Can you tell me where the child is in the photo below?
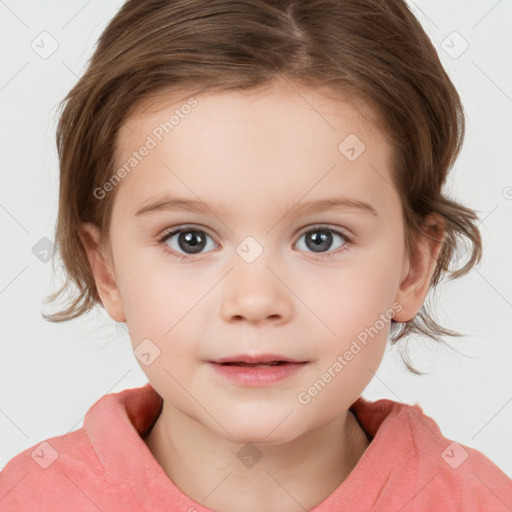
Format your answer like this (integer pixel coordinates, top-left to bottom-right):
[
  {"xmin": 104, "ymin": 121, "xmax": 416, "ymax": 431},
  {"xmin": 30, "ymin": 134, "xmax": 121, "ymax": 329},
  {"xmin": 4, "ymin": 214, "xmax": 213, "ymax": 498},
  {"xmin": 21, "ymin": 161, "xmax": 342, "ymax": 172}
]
[{"xmin": 1, "ymin": 0, "xmax": 511, "ymax": 510}]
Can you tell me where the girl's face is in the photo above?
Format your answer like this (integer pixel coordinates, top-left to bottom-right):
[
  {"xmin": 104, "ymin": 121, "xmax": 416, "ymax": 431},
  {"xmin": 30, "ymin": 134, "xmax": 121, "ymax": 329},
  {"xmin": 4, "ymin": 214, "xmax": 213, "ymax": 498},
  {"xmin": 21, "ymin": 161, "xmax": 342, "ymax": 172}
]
[{"xmin": 85, "ymin": 81, "xmax": 434, "ymax": 444}]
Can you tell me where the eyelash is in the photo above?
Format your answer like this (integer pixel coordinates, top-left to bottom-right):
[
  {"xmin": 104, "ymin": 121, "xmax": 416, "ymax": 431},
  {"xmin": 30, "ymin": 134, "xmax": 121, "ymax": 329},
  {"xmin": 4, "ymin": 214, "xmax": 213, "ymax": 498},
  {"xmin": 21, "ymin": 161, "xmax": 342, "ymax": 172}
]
[{"xmin": 157, "ymin": 224, "xmax": 352, "ymax": 262}]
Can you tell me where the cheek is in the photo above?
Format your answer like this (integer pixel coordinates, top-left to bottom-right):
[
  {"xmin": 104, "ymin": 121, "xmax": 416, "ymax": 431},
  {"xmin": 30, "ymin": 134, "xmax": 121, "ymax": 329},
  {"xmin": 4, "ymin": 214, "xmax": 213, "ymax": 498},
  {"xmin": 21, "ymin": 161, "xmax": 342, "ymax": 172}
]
[
  {"xmin": 297, "ymin": 262, "xmax": 398, "ymax": 410},
  {"xmin": 305, "ymin": 244, "xmax": 403, "ymax": 340},
  {"xmin": 118, "ymin": 267, "xmax": 205, "ymax": 390},
  {"xmin": 115, "ymin": 251, "xmax": 201, "ymax": 351},
  {"xmin": 295, "ymin": 236, "xmax": 404, "ymax": 403}
]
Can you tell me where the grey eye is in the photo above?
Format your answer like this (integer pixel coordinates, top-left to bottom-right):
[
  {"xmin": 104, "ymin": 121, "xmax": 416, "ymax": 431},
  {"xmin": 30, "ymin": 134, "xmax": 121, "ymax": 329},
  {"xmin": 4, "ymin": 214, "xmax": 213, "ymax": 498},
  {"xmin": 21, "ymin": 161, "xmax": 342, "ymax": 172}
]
[{"xmin": 295, "ymin": 228, "xmax": 348, "ymax": 254}]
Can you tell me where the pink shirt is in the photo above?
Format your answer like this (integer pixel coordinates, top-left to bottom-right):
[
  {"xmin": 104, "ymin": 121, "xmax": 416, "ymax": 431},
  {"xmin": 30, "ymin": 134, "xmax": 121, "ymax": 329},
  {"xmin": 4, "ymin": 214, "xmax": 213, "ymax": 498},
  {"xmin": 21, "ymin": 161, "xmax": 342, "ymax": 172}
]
[{"xmin": 1, "ymin": 383, "xmax": 511, "ymax": 511}]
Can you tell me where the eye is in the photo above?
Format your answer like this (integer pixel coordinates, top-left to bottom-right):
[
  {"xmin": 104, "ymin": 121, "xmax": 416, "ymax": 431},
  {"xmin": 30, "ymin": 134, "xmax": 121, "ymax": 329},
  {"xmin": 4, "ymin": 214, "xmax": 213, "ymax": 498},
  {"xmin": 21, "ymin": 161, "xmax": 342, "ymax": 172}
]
[
  {"xmin": 295, "ymin": 225, "xmax": 351, "ymax": 259},
  {"xmin": 158, "ymin": 224, "xmax": 352, "ymax": 262},
  {"xmin": 158, "ymin": 225, "xmax": 217, "ymax": 261}
]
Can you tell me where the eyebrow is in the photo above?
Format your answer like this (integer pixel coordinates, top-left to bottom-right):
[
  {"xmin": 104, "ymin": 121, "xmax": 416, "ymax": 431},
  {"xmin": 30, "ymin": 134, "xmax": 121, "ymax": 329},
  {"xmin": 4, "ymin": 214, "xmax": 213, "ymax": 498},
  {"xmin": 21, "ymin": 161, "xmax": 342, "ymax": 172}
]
[{"xmin": 134, "ymin": 193, "xmax": 378, "ymax": 218}]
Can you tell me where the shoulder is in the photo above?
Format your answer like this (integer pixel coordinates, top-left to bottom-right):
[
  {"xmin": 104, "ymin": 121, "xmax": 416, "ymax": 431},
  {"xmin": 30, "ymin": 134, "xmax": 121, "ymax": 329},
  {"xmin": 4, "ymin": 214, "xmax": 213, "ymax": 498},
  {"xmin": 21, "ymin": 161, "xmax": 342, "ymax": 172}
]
[
  {"xmin": 395, "ymin": 400, "xmax": 512, "ymax": 509},
  {"xmin": 0, "ymin": 384, "xmax": 160, "ymax": 512},
  {"xmin": 350, "ymin": 397, "xmax": 512, "ymax": 510},
  {"xmin": 0, "ymin": 428, "xmax": 106, "ymax": 511}
]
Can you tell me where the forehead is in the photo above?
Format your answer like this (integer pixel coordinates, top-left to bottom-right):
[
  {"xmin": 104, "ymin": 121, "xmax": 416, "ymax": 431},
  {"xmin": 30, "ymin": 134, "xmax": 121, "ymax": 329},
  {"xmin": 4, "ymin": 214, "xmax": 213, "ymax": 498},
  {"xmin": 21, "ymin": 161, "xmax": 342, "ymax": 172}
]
[
  {"xmin": 118, "ymin": 82, "xmax": 382, "ymax": 148},
  {"xmin": 112, "ymin": 81, "xmax": 397, "ymax": 221}
]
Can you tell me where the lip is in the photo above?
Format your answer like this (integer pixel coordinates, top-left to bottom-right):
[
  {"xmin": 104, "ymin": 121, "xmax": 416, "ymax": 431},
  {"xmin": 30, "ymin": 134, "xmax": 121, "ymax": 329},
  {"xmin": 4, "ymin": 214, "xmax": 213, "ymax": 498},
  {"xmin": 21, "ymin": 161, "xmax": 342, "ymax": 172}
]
[
  {"xmin": 209, "ymin": 353, "xmax": 307, "ymax": 364},
  {"xmin": 207, "ymin": 361, "xmax": 308, "ymax": 387}
]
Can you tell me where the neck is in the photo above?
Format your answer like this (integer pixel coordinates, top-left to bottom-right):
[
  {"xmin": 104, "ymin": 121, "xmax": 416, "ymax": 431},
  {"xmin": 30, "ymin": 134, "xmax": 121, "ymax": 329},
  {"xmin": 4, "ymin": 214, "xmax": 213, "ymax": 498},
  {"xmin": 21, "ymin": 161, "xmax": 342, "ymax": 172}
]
[{"xmin": 145, "ymin": 401, "xmax": 370, "ymax": 512}]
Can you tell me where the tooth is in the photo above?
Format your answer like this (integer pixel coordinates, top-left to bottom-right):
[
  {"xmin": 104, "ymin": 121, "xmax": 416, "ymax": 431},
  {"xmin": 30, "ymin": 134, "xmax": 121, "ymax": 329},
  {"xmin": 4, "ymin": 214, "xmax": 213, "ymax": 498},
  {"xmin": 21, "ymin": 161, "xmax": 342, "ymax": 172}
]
[
  {"xmin": 220, "ymin": 361, "xmax": 287, "ymax": 367},
  {"xmin": 234, "ymin": 362, "xmax": 281, "ymax": 367}
]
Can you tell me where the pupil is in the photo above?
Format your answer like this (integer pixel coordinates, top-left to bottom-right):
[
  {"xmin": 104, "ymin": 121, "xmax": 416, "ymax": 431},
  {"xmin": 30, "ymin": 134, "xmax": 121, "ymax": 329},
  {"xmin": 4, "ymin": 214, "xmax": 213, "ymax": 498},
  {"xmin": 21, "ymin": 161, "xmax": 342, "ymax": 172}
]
[
  {"xmin": 179, "ymin": 230, "xmax": 206, "ymax": 253},
  {"xmin": 308, "ymin": 230, "xmax": 332, "ymax": 253},
  {"xmin": 176, "ymin": 229, "xmax": 333, "ymax": 255}
]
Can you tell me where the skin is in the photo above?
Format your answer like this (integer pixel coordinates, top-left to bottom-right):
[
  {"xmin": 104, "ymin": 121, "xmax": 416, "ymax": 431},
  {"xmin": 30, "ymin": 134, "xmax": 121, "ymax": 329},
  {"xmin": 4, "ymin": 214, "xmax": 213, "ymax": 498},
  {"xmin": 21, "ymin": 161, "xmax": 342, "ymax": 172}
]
[{"xmin": 79, "ymin": 79, "xmax": 443, "ymax": 512}]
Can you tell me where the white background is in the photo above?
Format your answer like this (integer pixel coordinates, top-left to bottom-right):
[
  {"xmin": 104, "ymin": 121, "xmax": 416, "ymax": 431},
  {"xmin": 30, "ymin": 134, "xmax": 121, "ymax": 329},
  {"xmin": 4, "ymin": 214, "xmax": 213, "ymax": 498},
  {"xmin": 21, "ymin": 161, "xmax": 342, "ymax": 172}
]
[{"xmin": 1, "ymin": 0, "xmax": 511, "ymax": 481}]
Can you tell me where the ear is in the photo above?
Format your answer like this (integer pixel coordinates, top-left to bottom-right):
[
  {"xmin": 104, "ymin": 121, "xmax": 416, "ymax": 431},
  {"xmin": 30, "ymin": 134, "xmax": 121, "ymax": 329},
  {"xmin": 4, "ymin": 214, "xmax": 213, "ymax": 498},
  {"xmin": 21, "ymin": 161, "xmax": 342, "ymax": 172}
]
[
  {"xmin": 393, "ymin": 213, "xmax": 445, "ymax": 322},
  {"xmin": 78, "ymin": 222, "xmax": 126, "ymax": 322}
]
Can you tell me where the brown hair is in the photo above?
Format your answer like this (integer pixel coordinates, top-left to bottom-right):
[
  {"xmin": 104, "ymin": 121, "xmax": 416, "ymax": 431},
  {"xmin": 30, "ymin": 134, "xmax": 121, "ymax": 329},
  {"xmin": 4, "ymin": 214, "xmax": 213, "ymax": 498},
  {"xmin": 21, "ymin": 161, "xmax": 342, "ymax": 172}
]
[{"xmin": 43, "ymin": 0, "xmax": 482, "ymax": 374}]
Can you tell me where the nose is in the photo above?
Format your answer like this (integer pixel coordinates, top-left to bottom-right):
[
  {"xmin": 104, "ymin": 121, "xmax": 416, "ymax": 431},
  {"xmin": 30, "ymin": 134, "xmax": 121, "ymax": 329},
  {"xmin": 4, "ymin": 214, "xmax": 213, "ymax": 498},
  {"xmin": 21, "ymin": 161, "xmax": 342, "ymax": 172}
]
[{"xmin": 221, "ymin": 257, "xmax": 293, "ymax": 325}]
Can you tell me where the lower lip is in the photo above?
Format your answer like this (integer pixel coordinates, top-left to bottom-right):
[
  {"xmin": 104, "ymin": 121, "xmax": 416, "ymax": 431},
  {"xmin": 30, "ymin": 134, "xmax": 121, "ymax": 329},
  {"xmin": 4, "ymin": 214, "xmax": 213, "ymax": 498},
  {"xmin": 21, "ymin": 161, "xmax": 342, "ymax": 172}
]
[{"xmin": 208, "ymin": 362, "xmax": 308, "ymax": 387}]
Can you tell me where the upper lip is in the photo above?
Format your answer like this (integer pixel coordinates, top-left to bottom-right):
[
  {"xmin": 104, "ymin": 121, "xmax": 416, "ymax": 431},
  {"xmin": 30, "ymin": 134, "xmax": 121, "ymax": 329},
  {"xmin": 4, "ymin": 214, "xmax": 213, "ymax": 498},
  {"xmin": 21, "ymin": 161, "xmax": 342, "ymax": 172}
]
[{"xmin": 209, "ymin": 354, "xmax": 307, "ymax": 364}]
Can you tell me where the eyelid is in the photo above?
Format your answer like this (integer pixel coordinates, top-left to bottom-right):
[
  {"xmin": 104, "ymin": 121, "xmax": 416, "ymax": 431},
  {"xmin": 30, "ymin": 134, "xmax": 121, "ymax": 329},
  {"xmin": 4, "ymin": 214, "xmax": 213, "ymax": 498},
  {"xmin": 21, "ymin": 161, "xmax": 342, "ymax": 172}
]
[
  {"xmin": 158, "ymin": 223, "xmax": 353, "ymax": 263},
  {"xmin": 158, "ymin": 223, "xmax": 352, "ymax": 244},
  {"xmin": 157, "ymin": 224, "xmax": 219, "ymax": 244},
  {"xmin": 294, "ymin": 224, "xmax": 353, "ymax": 260},
  {"xmin": 296, "ymin": 223, "xmax": 352, "ymax": 240}
]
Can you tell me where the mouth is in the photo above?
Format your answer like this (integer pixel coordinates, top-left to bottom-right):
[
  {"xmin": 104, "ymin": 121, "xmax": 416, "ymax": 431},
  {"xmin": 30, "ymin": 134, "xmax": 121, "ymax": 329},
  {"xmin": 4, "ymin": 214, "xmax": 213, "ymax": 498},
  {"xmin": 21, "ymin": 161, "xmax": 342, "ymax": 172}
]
[
  {"xmin": 207, "ymin": 356, "xmax": 309, "ymax": 386},
  {"xmin": 217, "ymin": 361, "xmax": 297, "ymax": 368},
  {"xmin": 209, "ymin": 354, "xmax": 308, "ymax": 366}
]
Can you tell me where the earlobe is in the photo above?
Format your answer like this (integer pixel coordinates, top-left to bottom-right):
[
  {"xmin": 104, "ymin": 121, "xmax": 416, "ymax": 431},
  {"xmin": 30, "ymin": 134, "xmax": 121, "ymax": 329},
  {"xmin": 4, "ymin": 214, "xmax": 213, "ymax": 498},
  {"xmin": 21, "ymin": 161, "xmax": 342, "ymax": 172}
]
[
  {"xmin": 78, "ymin": 222, "xmax": 126, "ymax": 322},
  {"xmin": 393, "ymin": 214, "xmax": 445, "ymax": 323}
]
